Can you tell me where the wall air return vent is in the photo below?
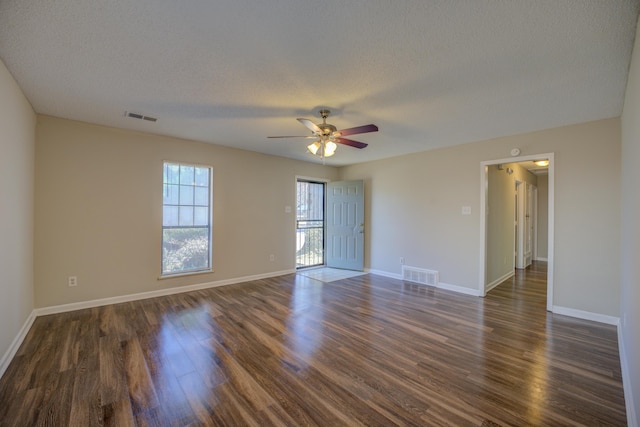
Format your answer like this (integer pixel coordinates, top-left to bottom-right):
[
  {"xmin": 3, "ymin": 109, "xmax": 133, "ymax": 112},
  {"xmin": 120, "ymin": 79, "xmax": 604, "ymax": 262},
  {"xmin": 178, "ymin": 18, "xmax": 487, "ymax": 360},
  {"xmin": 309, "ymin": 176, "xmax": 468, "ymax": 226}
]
[
  {"xmin": 125, "ymin": 111, "xmax": 157, "ymax": 122},
  {"xmin": 402, "ymin": 266, "xmax": 439, "ymax": 286}
]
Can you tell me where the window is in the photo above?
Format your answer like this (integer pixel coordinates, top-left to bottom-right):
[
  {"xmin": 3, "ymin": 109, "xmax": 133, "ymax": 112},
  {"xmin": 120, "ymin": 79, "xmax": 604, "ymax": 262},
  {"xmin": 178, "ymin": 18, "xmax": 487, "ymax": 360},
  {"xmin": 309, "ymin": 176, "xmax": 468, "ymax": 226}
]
[{"xmin": 162, "ymin": 162, "xmax": 212, "ymax": 276}]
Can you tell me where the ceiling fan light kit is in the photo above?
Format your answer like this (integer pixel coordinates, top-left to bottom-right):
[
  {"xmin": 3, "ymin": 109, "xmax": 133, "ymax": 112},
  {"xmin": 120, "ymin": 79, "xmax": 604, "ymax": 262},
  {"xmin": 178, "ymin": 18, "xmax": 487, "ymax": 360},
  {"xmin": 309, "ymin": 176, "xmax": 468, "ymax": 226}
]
[
  {"xmin": 268, "ymin": 109, "xmax": 378, "ymax": 160},
  {"xmin": 308, "ymin": 140, "xmax": 336, "ymax": 157}
]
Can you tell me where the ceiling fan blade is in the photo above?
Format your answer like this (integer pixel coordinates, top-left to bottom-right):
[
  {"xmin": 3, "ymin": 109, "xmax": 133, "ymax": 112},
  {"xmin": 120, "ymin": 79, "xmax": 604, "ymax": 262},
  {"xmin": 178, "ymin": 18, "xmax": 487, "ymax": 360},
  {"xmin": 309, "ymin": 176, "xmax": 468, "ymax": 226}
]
[
  {"xmin": 336, "ymin": 137, "xmax": 368, "ymax": 149},
  {"xmin": 334, "ymin": 124, "xmax": 378, "ymax": 137},
  {"xmin": 297, "ymin": 118, "xmax": 322, "ymax": 134},
  {"xmin": 267, "ymin": 135, "xmax": 317, "ymax": 139}
]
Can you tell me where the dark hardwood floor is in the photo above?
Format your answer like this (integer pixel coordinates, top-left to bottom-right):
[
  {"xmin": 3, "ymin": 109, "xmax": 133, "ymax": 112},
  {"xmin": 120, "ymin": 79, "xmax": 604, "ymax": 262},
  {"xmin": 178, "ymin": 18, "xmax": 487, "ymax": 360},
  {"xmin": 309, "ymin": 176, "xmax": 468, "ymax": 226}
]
[{"xmin": 0, "ymin": 262, "xmax": 627, "ymax": 426}]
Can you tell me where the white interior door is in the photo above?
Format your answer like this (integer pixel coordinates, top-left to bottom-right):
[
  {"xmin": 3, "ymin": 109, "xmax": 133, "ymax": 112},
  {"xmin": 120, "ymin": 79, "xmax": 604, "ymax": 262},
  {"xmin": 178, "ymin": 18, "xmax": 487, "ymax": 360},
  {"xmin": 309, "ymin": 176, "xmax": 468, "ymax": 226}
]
[
  {"xmin": 516, "ymin": 181, "xmax": 534, "ymax": 269},
  {"xmin": 516, "ymin": 181, "xmax": 525, "ymax": 269},
  {"xmin": 532, "ymin": 186, "xmax": 538, "ymax": 261},
  {"xmin": 524, "ymin": 184, "xmax": 534, "ymax": 267},
  {"xmin": 326, "ymin": 180, "xmax": 364, "ymax": 271}
]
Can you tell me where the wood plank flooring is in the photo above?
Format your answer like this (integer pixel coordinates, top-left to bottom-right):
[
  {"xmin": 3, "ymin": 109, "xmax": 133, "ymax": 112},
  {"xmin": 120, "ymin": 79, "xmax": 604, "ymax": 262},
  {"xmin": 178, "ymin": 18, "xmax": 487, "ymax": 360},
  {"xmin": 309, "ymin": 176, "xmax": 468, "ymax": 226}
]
[{"xmin": 0, "ymin": 262, "xmax": 627, "ymax": 426}]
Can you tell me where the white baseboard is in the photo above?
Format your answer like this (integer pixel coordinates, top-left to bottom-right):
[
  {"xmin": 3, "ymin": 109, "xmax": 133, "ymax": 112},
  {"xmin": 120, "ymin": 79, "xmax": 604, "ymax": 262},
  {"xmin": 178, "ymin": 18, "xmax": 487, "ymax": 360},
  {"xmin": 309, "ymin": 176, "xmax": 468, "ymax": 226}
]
[
  {"xmin": 368, "ymin": 269, "xmax": 402, "ymax": 280},
  {"xmin": 437, "ymin": 282, "xmax": 482, "ymax": 296},
  {"xmin": 0, "ymin": 310, "xmax": 36, "ymax": 379},
  {"xmin": 368, "ymin": 270, "xmax": 481, "ymax": 297},
  {"xmin": 552, "ymin": 305, "xmax": 620, "ymax": 325},
  {"xmin": 485, "ymin": 271, "xmax": 515, "ymax": 293},
  {"xmin": 369, "ymin": 276, "xmax": 617, "ymax": 320},
  {"xmin": 618, "ymin": 324, "xmax": 637, "ymax": 427},
  {"xmin": 35, "ymin": 269, "xmax": 295, "ymax": 316}
]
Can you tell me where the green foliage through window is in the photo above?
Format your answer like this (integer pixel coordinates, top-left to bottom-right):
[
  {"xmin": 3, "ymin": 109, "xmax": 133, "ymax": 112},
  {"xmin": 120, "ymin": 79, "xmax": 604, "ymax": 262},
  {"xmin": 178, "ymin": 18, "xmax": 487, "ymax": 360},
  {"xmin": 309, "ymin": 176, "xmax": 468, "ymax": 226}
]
[{"xmin": 162, "ymin": 162, "xmax": 212, "ymax": 275}]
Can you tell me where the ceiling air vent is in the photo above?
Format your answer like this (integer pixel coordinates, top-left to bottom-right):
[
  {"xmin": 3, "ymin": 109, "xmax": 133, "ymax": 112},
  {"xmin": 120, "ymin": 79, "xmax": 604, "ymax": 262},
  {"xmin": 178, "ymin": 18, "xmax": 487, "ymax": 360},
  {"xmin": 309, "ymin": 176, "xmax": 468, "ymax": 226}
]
[{"xmin": 125, "ymin": 111, "xmax": 157, "ymax": 122}]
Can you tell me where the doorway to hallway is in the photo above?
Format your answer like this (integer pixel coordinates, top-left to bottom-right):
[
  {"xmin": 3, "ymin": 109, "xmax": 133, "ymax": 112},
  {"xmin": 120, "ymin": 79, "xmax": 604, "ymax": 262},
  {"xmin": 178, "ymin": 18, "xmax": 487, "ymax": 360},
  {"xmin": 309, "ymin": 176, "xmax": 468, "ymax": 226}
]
[{"xmin": 480, "ymin": 153, "xmax": 554, "ymax": 311}]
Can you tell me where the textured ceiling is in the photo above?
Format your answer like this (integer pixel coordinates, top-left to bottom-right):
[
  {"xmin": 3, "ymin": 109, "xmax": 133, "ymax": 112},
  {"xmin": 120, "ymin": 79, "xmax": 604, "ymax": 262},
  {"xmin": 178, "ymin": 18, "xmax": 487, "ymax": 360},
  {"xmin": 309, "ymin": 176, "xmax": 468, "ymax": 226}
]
[{"xmin": 1, "ymin": 1, "xmax": 638, "ymax": 166}]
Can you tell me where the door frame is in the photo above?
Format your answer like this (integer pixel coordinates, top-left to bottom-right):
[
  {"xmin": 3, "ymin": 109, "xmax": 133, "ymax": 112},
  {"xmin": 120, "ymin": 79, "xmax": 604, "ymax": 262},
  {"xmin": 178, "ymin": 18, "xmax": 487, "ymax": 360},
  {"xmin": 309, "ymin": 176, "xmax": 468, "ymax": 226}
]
[
  {"xmin": 479, "ymin": 153, "xmax": 555, "ymax": 311},
  {"xmin": 295, "ymin": 176, "xmax": 330, "ymax": 269}
]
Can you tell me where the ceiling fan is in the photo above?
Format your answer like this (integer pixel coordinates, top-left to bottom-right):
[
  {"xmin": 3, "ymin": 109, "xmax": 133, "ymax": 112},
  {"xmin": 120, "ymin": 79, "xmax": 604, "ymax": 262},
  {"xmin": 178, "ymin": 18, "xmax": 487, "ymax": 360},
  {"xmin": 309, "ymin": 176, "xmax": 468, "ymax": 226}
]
[{"xmin": 268, "ymin": 109, "xmax": 378, "ymax": 158}]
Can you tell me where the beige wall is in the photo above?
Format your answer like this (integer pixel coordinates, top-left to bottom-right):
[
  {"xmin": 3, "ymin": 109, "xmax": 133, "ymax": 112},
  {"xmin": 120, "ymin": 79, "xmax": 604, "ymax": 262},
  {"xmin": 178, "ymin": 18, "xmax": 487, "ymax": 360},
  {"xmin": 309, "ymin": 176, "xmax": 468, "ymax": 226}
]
[
  {"xmin": 0, "ymin": 60, "xmax": 36, "ymax": 364},
  {"xmin": 620, "ymin": 14, "xmax": 640, "ymax": 426},
  {"xmin": 340, "ymin": 118, "xmax": 621, "ymax": 316},
  {"xmin": 536, "ymin": 175, "xmax": 549, "ymax": 260},
  {"xmin": 35, "ymin": 116, "xmax": 338, "ymax": 307},
  {"xmin": 486, "ymin": 164, "xmax": 515, "ymax": 286},
  {"xmin": 33, "ymin": 115, "xmax": 622, "ymax": 318}
]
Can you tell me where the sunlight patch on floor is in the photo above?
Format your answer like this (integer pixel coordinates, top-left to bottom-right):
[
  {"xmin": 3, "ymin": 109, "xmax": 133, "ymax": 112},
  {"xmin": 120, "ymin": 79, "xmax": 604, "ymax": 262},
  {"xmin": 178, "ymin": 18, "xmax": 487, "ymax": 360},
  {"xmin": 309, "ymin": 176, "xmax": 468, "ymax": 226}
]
[{"xmin": 297, "ymin": 267, "xmax": 366, "ymax": 283}]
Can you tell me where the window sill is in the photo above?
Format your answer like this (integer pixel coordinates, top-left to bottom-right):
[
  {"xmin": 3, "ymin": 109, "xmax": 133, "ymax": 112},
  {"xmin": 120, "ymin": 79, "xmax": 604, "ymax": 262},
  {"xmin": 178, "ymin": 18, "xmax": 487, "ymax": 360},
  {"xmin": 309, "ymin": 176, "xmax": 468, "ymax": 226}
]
[{"xmin": 158, "ymin": 269, "xmax": 214, "ymax": 280}]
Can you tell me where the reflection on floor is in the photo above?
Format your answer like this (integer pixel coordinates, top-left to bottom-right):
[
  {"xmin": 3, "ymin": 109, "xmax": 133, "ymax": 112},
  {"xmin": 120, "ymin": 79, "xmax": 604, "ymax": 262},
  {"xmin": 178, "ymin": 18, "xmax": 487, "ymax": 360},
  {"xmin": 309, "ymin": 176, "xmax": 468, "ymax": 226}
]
[
  {"xmin": 0, "ymin": 260, "xmax": 625, "ymax": 425},
  {"xmin": 297, "ymin": 267, "xmax": 366, "ymax": 283}
]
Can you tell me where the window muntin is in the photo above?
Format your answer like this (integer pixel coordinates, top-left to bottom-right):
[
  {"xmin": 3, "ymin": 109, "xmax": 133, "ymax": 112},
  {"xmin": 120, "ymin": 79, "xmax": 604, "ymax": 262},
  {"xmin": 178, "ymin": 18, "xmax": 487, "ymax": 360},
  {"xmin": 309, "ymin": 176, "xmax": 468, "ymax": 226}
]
[{"xmin": 162, "ymin": 162, "xmax": 212, "ymax": 276}]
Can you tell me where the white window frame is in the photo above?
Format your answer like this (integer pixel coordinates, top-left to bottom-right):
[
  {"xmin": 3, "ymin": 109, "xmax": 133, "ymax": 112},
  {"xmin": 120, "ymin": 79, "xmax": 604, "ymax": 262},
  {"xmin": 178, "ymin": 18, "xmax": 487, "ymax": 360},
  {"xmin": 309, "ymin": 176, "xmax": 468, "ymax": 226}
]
[{"xmin": 161, "ymin": 161, "xmax": 213, "ymax": 277}]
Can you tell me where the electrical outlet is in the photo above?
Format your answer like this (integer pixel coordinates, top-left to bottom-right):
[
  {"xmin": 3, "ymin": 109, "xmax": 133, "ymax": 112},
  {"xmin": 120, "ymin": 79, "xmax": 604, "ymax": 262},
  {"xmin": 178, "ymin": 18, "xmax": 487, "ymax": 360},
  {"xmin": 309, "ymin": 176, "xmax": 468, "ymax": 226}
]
[
  {"xmin": 269, "ymin": 254, "xmax": 275, "ymax": 262},
  {"xmin": 400, "ymin": 257, "xmax": 405, "ymax": 265},
  {"xmin": 68, "ymin": 276, "xmax": 77, "ymax": 287}
]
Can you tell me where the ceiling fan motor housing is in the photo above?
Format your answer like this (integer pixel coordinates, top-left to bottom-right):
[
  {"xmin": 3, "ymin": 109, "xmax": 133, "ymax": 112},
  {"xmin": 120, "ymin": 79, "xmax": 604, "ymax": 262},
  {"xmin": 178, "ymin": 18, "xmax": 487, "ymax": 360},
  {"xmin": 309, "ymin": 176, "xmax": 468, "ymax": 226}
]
[
  {"xmin": 318, "ymin": 110, "xmax": 337, "ymax": 137},
  {"xmin": 320, "ymin": 124, "xmax": 337, "ymax": 137}
]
